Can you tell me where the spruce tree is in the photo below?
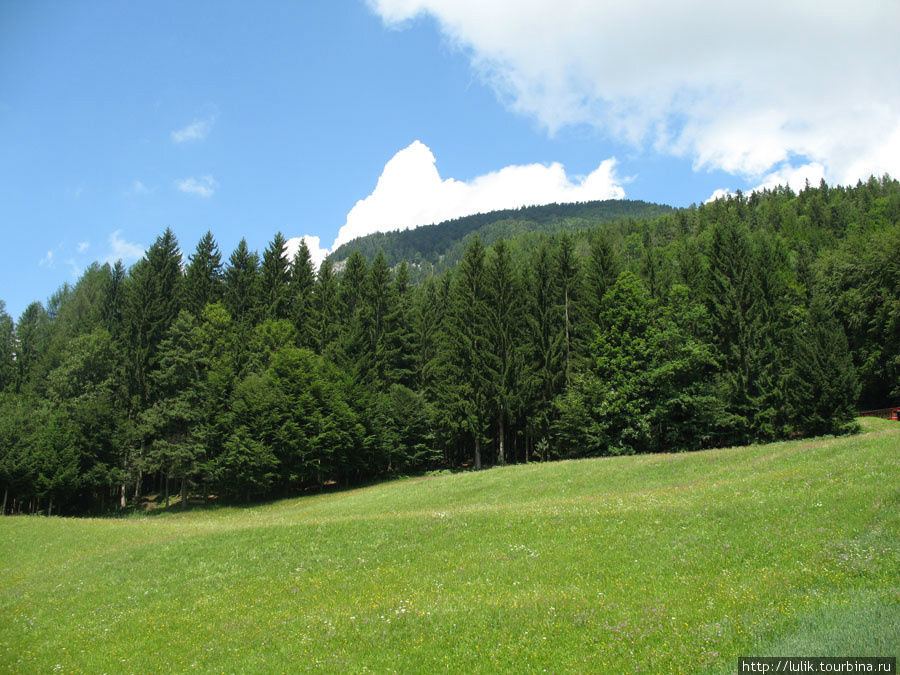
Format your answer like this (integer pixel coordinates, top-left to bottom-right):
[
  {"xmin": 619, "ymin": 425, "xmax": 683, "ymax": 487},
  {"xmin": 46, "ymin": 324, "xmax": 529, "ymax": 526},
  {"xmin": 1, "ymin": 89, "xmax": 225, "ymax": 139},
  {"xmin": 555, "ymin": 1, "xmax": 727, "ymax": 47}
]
[
  {"xmin": 184, "ymin": 231, "xmax": 224, "ymax": 316},
  {"xmin": 523, "ymin": 242, "xmax": 564, "ymax": 458},
  {"xmin": 289, "ymin": 239, "xmax": 317, "ymax": 349},
  {"xmin": 440, "ymin": 236, "xmax": 491, "ymax": 469},
  {"xmin": 260, "ymin": 232, "xmax": 291, "ymax": 321},
  {"xmin": 313, "ymin": 258, "xmax": 340, "ymax": 357},
  {"xmin": 485, "ymin": 239, "xmax": 522, "ymax": 465},
  {"xmin": 224, "ymin": 238, "xmax": 261, "ymax": 327}
]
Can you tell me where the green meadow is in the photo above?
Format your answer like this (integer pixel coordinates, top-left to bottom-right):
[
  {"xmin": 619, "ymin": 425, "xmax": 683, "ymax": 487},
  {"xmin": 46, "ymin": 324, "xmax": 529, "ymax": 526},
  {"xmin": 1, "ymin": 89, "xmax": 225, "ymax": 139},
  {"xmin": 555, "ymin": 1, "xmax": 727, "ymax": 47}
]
[{"xmin": 2, "ymin": 418, "xmax": 899, "ymax": 673}]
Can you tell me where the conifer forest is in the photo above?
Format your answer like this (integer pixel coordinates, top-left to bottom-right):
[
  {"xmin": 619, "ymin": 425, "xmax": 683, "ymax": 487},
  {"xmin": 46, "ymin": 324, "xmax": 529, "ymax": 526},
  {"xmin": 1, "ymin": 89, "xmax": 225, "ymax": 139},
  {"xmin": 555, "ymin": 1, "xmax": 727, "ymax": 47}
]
[{"xmin": 1, "ymin": 177, "xmax": 898, "ymax": 515}]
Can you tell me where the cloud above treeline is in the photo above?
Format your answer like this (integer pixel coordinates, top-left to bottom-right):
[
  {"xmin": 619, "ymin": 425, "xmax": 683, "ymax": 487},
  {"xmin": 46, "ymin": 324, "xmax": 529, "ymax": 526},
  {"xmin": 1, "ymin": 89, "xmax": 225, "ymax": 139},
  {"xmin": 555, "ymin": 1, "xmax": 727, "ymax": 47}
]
[
  {"xmin": 176, "ymin": 175, "xmax": 218, "ymax": 198},
  {"xmin": 368, "ymin": 0, "xmax": 900, "ymax": 189},
  {"xmin": 330, "ymin": 140, "xmax": 624, "ymax": 251}
]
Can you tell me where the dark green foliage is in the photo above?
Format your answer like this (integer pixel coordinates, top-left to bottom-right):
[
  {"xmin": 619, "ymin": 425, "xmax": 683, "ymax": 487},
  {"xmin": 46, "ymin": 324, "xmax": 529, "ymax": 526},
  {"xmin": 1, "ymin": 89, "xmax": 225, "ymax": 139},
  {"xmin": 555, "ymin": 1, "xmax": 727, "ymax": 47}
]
[
  {"xmin": 122, "ymin": 229, "xmax": 183, "ymax": 409},
  {"xmin": 224, "ymin": 238, "xmax": 261, "ymax": 328},
  {"xmin": 2, "ymin": 180, "xmax": 894, "ymax": 514},
  {"xmin": 786, "ymin": 301, "xmax": 860, "ymax": 436},
  {"xmin": 0, "ymin": 302, "xmax": 15, "ymax": 393},
  {"xmin": 313, "ymin": 258, "xmax": 341, "ymax": 357},
  {"xmin": 554, "ymin": 273, "xmax": 719, "ymax": 456},
  {"xmin": 329, "ymin": 199, "xmax": 673, "ymax": 272},
  {"xmin": 289, "ymin": 239, "xmax": 317, "ymax": 349},
  {"xmin": 260, "ymin": 232, "xmax": 292, "ymax": 321},
  {"xmin": 142, "ymin": 311, "xmax": 206, "ymax": 507},
  {"xmin": 438, "ymin": 236, "xmax": 492, "ymax": 469},
  {"xmin": 183, "ymin": 231, "xmax": 224, "ymax": 316}
]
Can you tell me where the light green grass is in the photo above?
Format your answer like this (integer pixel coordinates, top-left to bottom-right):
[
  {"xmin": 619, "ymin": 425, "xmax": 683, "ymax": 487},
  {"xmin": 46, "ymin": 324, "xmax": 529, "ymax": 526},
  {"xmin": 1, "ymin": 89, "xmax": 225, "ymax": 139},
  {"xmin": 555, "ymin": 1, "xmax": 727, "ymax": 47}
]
[{"xmin": 2, "ymin": 419, "xmax": 899, "ymax": 673}]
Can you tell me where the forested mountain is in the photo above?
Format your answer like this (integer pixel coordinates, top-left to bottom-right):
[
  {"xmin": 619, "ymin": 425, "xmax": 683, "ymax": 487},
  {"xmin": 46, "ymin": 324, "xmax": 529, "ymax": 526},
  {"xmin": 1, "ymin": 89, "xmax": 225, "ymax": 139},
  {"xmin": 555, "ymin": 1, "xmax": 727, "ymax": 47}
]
[
  {"xmin": 1, "ymin": 177, "xmax": 898, "ymax": 515},
  {"xmin": 328, "ymin": 199, "xmax": 673, "ymax": 275}
]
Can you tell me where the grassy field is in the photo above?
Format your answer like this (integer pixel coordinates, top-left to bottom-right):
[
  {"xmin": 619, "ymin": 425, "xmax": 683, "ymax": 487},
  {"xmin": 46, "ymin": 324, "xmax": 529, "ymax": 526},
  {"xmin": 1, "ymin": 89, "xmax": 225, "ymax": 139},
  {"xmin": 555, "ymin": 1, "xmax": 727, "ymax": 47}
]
[{"xmin": 2, "ymin": 419, "xmax": 899, "ymax": 673}]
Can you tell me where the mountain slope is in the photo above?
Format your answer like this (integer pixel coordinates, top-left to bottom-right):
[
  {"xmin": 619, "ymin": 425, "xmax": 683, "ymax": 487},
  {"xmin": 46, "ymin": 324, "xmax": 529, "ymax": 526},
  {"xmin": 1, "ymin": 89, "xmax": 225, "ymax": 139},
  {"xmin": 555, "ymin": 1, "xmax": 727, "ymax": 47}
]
[{"xmin": 328, "ymin": 199, "xmax": 673, "ymax": 269}]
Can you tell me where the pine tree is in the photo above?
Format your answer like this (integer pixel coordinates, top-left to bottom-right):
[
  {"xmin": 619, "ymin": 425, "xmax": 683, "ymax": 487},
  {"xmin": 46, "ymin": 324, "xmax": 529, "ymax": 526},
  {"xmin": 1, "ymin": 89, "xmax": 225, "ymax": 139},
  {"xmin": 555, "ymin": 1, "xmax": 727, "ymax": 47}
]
[
  {"xmin": 485, "ymin": 239, "xmax": 522, "ymax": 465},
  {"xmin": 0, "ymin": 302, "xmax": 15, "ymax": 393},
  {"xmin": 440, "ymin": 236, "xmax": 491, "ymax": 469},
  {"xmin": 101, "ymin": 260, "xmax": 127, "ymax": 338},
  {"xmin": 358, "ymin": 251, "xmax": 392, "ymax": 387},
  {"xmin": 583, "ymin": 231, "xmax": 619, "ymax": 330},
  {"xmin": 143, "ymin": 311, "xmax": 207, "ymax": 508},
  {"xmin": 260, "ymin": 232, "xmax": 291, "ymax": 321},
  {"xmin": 122, "ymin": 228, "xmax": 183, "ymax": 409},
  {"xmin": 224, "ymin": 238, "xmax": 261, "ymax": 327},
  {"xmin": 555, "ymin": 232, "xmax": 580, "ymax": 382},
  {"xmin": 14, "ymin": 302, "xmax": 49, "ymax": 394},
  {"xmin": 381, "ymin": 261, "xmax": 417, "ymax": 389},
  {"xmin": 289, "ymin": 239, "xmax": 317, "ymax": 349},
  {"xmin": 313, "ymin": 258, "xmax": 340, "ymax": 357},
  {"xmin": 184, "ymin": 231, "xmax": 224, "ymax": 316},
  {"xmin": 523, "ymin": 242, "xmax": 564, "ymax": 459}
]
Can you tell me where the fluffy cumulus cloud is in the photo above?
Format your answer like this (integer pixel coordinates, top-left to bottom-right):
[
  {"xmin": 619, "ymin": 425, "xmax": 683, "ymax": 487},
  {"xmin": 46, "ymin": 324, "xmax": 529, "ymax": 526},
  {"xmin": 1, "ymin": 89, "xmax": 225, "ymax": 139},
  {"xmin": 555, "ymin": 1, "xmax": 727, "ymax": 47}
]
[
  {"xmin": 332, "ymin": 140, "xmax": 624, "ymax": 250},
  {"xmin": 706, "ymin": 162, "xmax": 827, "ymax": 203},
  {"xmin": 104, "ymin": 230, "xmax": 144, "ymax": 265},
  {"xmin": 368, "ymin": 0, "xmax": 900, "ymax": 187},
  {"xmin": 285, "ymin": 235, "xmax": 330, "ymax": 271},
  {"xmin": 176, "ymin": 175, "xmax": 218, "ymax": 198}
]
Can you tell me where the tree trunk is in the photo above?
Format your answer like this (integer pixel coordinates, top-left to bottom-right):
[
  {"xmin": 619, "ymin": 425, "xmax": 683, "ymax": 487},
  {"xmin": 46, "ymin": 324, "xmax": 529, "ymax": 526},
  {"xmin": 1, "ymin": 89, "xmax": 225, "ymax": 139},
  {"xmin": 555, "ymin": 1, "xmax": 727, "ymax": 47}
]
[
  {"xmin": 564, "ymin": 286, "xmax": 571, "ymax": 382},
  {"xmin": 164, "ymin": 471, "xmax": 170, "ymax": 508},
  {"xmin": 498, "ymin": 415, "xmax": 505, "ymax": 465},
  {"xmin": 180, "ymin": 476, "xmax": 187, "ymax": 509},
  {"xmin": 2, "ymin": 485, "xmax": 7, "ymax": 515},
  {"xmin": 474, "ymin": 434, "xmax": 482, "ymax": 470},
  {"xmin": 48, "ymin": 496, "xmax": 53, "ymax": 517},
  {"xmin": 134, "ymin": 465, "xmax": 143, "ymax": 501},
  {"xmin": 120, "ymin": 482, "xmax": 126, "ymax": 509}
]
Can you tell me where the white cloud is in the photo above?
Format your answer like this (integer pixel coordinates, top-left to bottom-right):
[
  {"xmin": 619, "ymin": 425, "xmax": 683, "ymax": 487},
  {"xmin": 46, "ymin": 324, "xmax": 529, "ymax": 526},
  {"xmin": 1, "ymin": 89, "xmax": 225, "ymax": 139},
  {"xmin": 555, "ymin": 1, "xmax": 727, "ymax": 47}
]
[
  {"xmin": 369, "ymin": 1, "xmax": 900, "ymax": 187},
  {"xmin": 176, "ymin": 175, "xmax": 218, "ymax": 198},
  {"xmin": 704, "ymin": 188, "xmax": 731, "ymax": 205},
  {"xmin": 127, "ymin": 179, "xmax": 151, "ymax": 196},
  {"xmin": 332, "ymin": 140, "xmax": 624, "ymax": 250},
  {"xmin": 171, "ymin": 116, "xmax": 215, "ymax": 143},
  {"xmin": 39, "ymin": 250, "xmax": 54, "ymax": 268},
  {"xmin": 105, "ymin": 230, "xmax": 145, "ymax": 265},
  {"xmin": 706, "ymin": 162, "xmax": 826, "ymax": 203},
  {"xmin": 286, "ymin": 235, "xmax": 329, "ymax": 272},
  {"xmin": 77, "ymin": 241, "xmax": 89, "ymax": 253}
]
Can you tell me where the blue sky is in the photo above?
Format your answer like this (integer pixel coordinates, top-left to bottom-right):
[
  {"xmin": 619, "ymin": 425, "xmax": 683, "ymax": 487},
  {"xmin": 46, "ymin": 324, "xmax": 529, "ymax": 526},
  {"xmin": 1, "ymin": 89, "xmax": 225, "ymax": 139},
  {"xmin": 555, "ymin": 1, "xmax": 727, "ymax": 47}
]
[{"xmin": 2, "ymin": 0, "xmax": 898, "ymax": 321}]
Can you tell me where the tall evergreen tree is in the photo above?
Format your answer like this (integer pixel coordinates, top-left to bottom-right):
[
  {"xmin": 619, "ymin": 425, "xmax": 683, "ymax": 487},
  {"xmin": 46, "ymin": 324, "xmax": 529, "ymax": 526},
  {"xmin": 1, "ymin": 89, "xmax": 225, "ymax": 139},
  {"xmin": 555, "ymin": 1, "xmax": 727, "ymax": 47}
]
[
  {"xmin": 583, "ymin": 231, "xmax": 619, "ymax": 329},
  {"xmin": 224, "ymin": 238, "xmax": 261, "ymax": 327},
  {"xmin": 289, "ymin": 239, "xmax": 317, "ymax": 349},
  {"xmin": 14, "ymin": 302, "xmax": 49, "ymax": 394},
  {"xmin": 313, "ymin": 258, "xmax": 341, "ymax": 357},
  {"xmin": 555, "ymin": 232, "xmax": 580, "ymax": 382},
  {"xmin": 485, "ymin": 239, "xmax": 522, "ymax": 465},
  {"xmin": 184, "ymin": 231, "xmax": 224, "ymax": 316},
  {"xmin": 122, "ymin": 228, "xmax": 183, "ymax": 409},
  {"xmin": 143, "ymin": 310, "xmax": 206, "ymax": 508},
  {"xmin": 523, "ymin": 243, "xmax": 564, "ymax": 459},
  {"xmin": 440, "ymin": 236, "xmax": 491, "ymax": 469},
  {"xmin": 0, "ymin": 302, "xmax": 15, "ymax": 393},
  {"xmin": 260, "ymin": 232, "xmax": 292, "ymax": 321}
]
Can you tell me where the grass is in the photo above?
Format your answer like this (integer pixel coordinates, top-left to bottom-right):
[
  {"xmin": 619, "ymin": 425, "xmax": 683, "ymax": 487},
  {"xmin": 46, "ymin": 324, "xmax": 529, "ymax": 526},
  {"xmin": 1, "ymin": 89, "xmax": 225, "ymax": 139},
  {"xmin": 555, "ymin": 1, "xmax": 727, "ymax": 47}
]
[{"xmin": 1, "ymin": 418, "xmax": 899, "ymax": 672}]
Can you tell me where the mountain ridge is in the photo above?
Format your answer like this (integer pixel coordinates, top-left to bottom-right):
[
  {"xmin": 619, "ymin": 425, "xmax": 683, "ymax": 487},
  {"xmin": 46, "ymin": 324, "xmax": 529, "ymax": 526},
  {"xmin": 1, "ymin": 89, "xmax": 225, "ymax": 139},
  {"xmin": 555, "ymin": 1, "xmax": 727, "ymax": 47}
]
[{"xmin": 327, "ymin": 198, "xmax": 674, "ymax": 270}]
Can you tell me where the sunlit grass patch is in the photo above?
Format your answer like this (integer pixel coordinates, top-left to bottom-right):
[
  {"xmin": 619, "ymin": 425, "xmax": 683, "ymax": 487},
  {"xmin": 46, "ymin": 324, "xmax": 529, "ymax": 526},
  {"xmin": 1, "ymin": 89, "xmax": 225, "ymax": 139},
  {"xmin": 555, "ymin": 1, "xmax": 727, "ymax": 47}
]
[{"xmin": 2, "ymin": 420, "xmax": 899, "ymax": 672}]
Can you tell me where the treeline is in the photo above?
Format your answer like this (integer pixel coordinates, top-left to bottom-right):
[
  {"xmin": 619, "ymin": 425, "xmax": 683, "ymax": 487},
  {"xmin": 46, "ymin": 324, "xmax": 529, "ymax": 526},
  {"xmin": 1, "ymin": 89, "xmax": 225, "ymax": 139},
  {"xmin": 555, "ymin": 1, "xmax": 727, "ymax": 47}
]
[
  {"xmin": 328, "ymin": 198, "xmax": 673, "ymax": 273},
  {"xmin": 1, "ymin": 177, "xmax": 899, "ymax": 515}
]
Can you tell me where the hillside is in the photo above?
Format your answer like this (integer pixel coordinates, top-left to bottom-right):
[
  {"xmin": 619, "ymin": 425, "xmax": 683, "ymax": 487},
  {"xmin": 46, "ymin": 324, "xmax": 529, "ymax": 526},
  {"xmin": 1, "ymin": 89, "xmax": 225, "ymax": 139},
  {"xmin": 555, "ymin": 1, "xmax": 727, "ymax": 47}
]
[
  {"xmin": 328, "ymin": 199, "xmax": 673, "ymax": 270},
  {"xmin": 3, "ymin": 418, "xmax": 898, "ymax": 672}
]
